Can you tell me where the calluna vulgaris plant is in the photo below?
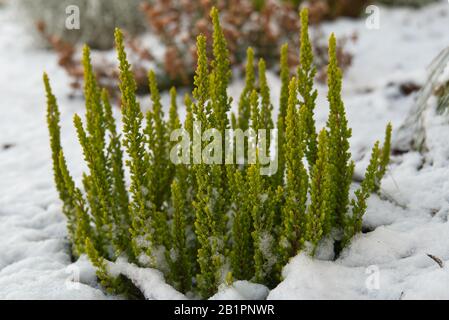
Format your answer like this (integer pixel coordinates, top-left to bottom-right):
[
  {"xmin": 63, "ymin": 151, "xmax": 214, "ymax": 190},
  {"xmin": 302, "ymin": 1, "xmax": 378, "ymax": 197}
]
[{"xmin": 45, "ymin": 8, "xmax": 392, "ymax": 298}]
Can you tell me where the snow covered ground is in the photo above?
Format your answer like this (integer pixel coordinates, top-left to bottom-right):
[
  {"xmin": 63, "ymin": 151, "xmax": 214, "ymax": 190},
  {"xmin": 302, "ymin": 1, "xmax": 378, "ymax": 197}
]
[{"xmin": 0, "ymin": 1, "xmax": 449, "ymax": 299}]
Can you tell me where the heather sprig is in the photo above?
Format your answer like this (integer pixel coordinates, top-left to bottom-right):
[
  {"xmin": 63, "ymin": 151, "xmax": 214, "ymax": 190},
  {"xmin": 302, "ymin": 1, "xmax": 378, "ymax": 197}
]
[{"xmin": 45, "ymin": 7, "xmax": 391, "ymax": 299}]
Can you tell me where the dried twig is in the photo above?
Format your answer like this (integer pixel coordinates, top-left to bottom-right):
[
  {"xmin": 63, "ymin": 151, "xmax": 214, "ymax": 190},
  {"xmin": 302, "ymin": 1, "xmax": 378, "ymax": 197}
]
[{"xmin": 427, "ymin": 254, "xmax": 444, "ymax": 268}]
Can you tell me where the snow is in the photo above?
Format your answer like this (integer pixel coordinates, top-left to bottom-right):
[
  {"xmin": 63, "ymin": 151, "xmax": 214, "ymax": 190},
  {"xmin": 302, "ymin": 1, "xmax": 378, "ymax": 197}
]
[
  {"xmin": 108, "ymin": 257, "xmax": 187, "ymax": 300},
  {"xmin": 437, "ymin": 62, "xmax": 449, "ymax": 86},
  {"xmin": 1, "ymin": 0, "xmax": 449, "ymax": 299},
  {"xmin": 210, "ymin": 281, "xmax": 269, "ymax": 300}
]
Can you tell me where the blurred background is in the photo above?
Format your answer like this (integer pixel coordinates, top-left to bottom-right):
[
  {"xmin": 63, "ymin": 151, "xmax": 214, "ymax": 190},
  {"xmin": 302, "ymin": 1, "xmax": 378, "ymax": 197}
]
[{"xmin": 8, "ymin": 0, "xmax": 443, "ymax": 96}]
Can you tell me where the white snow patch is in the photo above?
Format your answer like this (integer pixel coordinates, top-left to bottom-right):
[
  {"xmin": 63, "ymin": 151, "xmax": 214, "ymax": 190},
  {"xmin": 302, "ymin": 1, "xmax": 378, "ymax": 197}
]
[
  {"xmin": 210, "ymin": 281, "xmax": 269, "ymax": 300},
  {"xmin": 109, "ymin": 258, "xmax": 186, "ymax": 300},
  {"xmin": 436, "ymin": 62, "xmax": 449, "ymax": 86}
]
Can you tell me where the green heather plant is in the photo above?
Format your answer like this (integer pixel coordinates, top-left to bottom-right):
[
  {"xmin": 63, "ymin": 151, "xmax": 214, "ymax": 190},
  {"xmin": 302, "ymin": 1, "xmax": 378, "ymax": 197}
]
[{"xmin": 45, "ymin": 7, "xmax": 391, "ymax": 299}]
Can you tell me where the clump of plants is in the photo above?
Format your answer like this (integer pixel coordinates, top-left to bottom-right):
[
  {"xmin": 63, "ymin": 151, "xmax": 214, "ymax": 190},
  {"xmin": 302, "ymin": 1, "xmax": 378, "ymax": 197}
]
[{"xmin": 45, "ymin": 7, "xmax": 391, "ymax": 299}]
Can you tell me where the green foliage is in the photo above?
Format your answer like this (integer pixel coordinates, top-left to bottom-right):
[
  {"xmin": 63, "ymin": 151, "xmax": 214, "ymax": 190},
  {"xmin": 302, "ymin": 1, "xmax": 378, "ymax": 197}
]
[
  {"xmin": 190, "ymin": 13, "xmax": 231, "ymax": 296},
  {"xmin": 44, "ymin": 73, "xmax": 78, "ymax": 246},
  {"xmin": 249, "ymin": 159, "xmax": 279, "ymax": 285},
  {"xmin": 250, "ymin": 89, "xmax": 260, "ymax": 134},
  {"xmin": 326, "ymin": 33, "xmax": 355, "ymax": 231},
  {"xmin": 45, "ymin": 7, "xmax": 391, "ymax": 299},
  {"xmin": 306, "ymin": 129, "xmax": 332, "ymax": 255},
  {"xmin": 58, "ymin": 151, "xmax": 92, "ymax": 256},
  {"xmin": 168, "ymin": 179, "xmax": 192, "ymax": 293},
  {"xmin": 193, "ymin": 35, "xmax": 210, "ymax": 127},
  {"xmin": 147, "ymin": 70, "xmax": 171, "ymax": 211},
  {"xmin": 258, "ymin": 58, "xmax": 274, "ymax": 146},
  {"xmin": 192, "ymin": 162, "xmax": 226, "ymax": 297},
  {"xmin": 298, "ymin": 8, "xmax": 318, "ymax": 169},
  {"xmin": 344, "ymin": 142, "xmax": 380, "ymax": 245},
  {"xmin": 168, "ymin": 87, "xmax": 181, "ymax": 133},
  {"xmin": 279, "ymin": 79, "xmax": 308, "ymax": 264},
  {"xmin": 229, "ymin": 169, "xmax": 255, "ymax": 281},
  {"xmin": 184, "ymin": 93, "xmax": 194, "ymax": 137},
  {"xmin": 85, "ymin": 237, "xmax": 116, "ymax": 292},
  {"xmin": 252, "ymin": 0, "xmax": 267, "ymax": 11},
  {"xmin": 274, "ymin": 43, "xmax": 290, "ymax": 187},
  {"xmin": 101, "ymin": 89, "xmax": 131, "ymax": 257},
  {"xmin": 343, "ymin": 122, "xmax": 393, "ymax": 246},
  {"xmin": 209, "ymin": 7, "xmax": 232, "ymax": 132},
  {"xmin": 115, "ymin": 28, "xmax": 150, "ymax": 260},
  {"xmin": 376, "ymin": 122, "xmax": 392, "ymax": 191},
  {"xmin": 237, "ymin": 47, "xmax": 255, "ymax": 131},
  {"xmin": 145, "ymin": 70, "xmax": 172, "ymax": 257}
]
